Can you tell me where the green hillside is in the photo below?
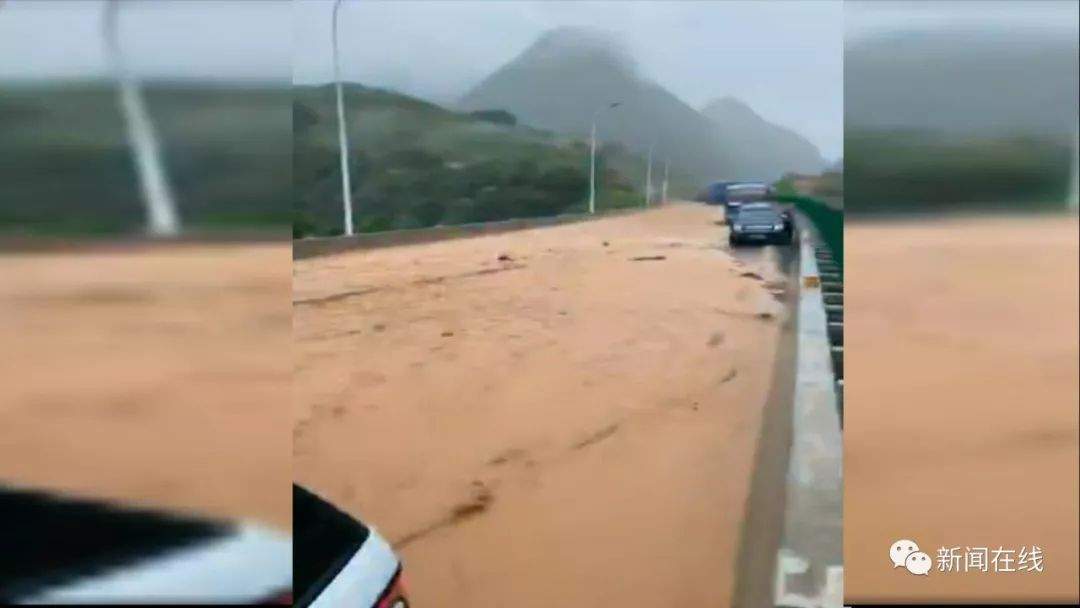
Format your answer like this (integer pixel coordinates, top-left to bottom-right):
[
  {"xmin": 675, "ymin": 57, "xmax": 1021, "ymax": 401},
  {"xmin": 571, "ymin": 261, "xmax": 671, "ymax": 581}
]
[
  {"xmin": 845, "ymin": 28, "xmax": 1077, "ymax": 214},
  {"xmin": 845, "ymin": 130, "xmax": 1073, "ymax": 215},
  {"xmin": 293, "ymin": 84, "xmax": 696, "ymax": 238},
  {"xmin": 0, "ymin": 82, "xmax": 290, "ymax": 236}
]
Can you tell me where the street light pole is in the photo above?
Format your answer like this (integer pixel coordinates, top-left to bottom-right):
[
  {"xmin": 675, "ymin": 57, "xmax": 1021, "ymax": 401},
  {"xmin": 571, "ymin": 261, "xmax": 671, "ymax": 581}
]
[
  {"xmin": 588, "ymin": 102, "xmax": 621, "ymax": 214},
  {"xmin": 589, "ymin": 119, "xmax": 598, "ymax": 214},
  {"xmin": 1069, "ymin": 116, "xmax": 1078, "ymax": 211},
  {"xmin": 104, "ymin": 0, "xmax": 179, "ymax": 237},
  {"xmin": 662, "ymin": 160, "xmax": 670, "ymax": 204},
  {"xmin": 644, "ymin": 143, "xmax": 654, "ymax": 207},
  {"xmin": 332, "ymin": 0, "xmax": 354, "ymax": 236}
]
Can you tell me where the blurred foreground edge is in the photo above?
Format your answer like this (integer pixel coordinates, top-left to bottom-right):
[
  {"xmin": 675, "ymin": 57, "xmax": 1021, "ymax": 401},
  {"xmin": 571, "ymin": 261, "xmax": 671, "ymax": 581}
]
[
  {"xmin": 294, "ymin": 484, "xmax": 408, "ymax": 608},
  {"xmin": 0, "ymin": 485, "xmax": 291, "ymax": 605}
]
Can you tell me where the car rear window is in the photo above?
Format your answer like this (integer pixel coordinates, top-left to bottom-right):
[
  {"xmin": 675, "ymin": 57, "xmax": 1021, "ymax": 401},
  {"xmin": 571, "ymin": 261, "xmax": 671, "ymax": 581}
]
[
  {"xmin": 293, "ymin": 484, "xmax": 371, "ymax": 607},
  {"xmin": 739, "ymin": 211, "xmax": 779, "ymax": 222},
  {"xmin": 727, "ymin": 186, "xmax": 768, "ymax": 201}
]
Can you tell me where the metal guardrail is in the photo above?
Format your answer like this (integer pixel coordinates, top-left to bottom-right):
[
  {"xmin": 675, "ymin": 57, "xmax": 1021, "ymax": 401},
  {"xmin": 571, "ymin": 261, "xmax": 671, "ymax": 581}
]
[
  {"xmin": 815, "ymin": 244, "xmax": 843, "ymax": 417},
  {"xmin": 773, "ymin": 223, "xmax": 843, "ymax": 608}
]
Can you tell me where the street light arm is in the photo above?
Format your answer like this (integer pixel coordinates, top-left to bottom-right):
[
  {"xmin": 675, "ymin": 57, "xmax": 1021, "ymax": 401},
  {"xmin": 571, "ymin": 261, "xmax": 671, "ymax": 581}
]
[
  {"xmin": 332, "ymin": 0, "xmax": 345, "ymax": 78},
  {"xmin": 332, "ymin": 0, "xmax": 355, "ymax": 236},
  {"xmin": 103, "ymin": 0, "xmax": 180, "ymax": 236},
  {"xmin": 592, "ymin": 101, "xmax": 622, "ymax": 121}
]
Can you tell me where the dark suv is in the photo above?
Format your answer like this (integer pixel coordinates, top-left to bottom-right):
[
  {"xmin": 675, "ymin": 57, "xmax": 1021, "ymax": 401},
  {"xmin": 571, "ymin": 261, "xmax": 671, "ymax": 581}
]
[
  {"xmin": 728, "ymin": 202, "xmax": 793, "ymax": 246},
  {"xmin": 723, "ymin": 183, "xmax": 770, "ymax": 224}
]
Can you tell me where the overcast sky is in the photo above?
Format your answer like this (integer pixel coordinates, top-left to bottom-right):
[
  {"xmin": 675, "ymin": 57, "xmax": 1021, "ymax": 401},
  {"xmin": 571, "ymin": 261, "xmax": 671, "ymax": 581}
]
[
  {"xmin": 3, "ymin": 1, "xmax": 1075, "ymax": 162},
  {"xmin": 0, "ymin": 0, "xmax": 290, "ymax": 82},
  {"xmin": 846, "ymin": 0, "xmax": 1079, "ymax": 40},
  {"xmin": 293, "ymin": 0, "xmax": 845, "ymax": 161},
  {"xmin": 1, "ymin": 0, "xmax": 843, "ymax": 159}
]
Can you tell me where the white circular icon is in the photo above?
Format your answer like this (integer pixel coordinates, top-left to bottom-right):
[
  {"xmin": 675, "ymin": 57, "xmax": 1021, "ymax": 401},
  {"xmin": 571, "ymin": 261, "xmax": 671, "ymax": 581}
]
[
  {"xmin": 890, "ymin": 539, "xmax": 920, "ymax": 568},
  {"xmin": 905, "ymin": 551, "xmax": 932, "ymax": 575}
]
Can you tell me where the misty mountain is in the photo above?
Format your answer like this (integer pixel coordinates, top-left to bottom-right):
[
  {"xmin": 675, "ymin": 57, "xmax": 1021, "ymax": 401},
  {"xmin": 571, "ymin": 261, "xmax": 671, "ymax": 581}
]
[
  {"xmin": 700, "ymin": 97, "xmax": 825, "ymax": 177},
  {"xmin": 846, "ymin": 28, "xmax": 1079, "ymax": 138},
  {"xmin": 459, "ymin": 27, "xmax": 824, "ymax": 184}
]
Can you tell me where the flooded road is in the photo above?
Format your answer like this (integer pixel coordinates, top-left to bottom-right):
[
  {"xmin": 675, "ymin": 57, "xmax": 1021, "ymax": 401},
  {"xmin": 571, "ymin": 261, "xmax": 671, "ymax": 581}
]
[
  {"xmin": 0, "ymin": 243, "xmax": 292, "ymax": 530},
  {"xmin": 294, "ymin": 202, "xmax": 797, "ymax": 606},
  {"xmin": 845, "ymin": 215, "xmax": 1078, "ymax": 604}
]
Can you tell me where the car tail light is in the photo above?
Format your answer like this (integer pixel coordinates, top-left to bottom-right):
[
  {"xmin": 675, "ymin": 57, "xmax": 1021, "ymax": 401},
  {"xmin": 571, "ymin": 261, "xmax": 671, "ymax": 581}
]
[
  {"xmin": 262, "ymin": 591, "xmax": 292, "ymax": 604},
  {"xmin": 375, "ymin": 571, "xmax": 408, "ymax": 608}
]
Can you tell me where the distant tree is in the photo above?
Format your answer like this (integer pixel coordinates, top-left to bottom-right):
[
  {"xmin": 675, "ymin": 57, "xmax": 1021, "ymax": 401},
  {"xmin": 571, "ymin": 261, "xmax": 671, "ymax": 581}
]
[
  {"xmin": 293, "ymin": 102, "xmax": 319, "ymax": 132},
  {"xmin": 412, "ymin": 199, "xmax": 447, "ymax": 227},
  {"xmin": 508, "ymin": 159, "xmax": 540, "ymax": 187},
  {"xmin": 292, "ymin": 209, "xmax": 315, "ymax": 239},
  {"xmin": 357, "ymin": 214, "xmax": 394, "ymax": 233},
  {"xmin": 538, "ymin": 166, "xmax": 587, "ymax": 203},
  {"xmin": 382, "ymin": 148, "xmax": 443, "ymax": 171},
  {"xmin": 468, "ymin": 109, "xmax": 518, "ymax": 127},
  {"xmin": 600, "ymin": 141, "xmax": 628, "ymax": 156}
]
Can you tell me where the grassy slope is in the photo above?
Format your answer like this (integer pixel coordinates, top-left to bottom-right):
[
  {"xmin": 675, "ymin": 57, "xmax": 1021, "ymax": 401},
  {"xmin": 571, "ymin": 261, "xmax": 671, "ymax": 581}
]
[
  {"xmin": 293, "ymin": 84, "xmax": 698, "ymax": 237},
  {"xmin": 844, "ymin": 30, "xmax": 1076, "ymax": 215},
  {"xmin": 844, "ymin": 130, "xmax": 1073, "ymax": 215},
  {"xmin": 0, "ymin": 82, "xmax": 291, "ymax": 236},
  {"xmin": 0, "ymin": 80, "xmax": 698, "ymax": 238}
]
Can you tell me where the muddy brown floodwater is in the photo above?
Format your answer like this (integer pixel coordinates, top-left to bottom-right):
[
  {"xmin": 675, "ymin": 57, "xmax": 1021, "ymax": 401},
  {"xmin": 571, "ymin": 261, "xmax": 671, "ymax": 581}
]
[
  {"xmin": 0, "ymin": 242, "xmax": 292, "ymax": 530},
  {"xmin": 293, "ymin": 203, "xmax": 792, "ymax": 606},
  {"xmin": 845, "ymin": 215, "xmax": 1079, "ymax": 604}
]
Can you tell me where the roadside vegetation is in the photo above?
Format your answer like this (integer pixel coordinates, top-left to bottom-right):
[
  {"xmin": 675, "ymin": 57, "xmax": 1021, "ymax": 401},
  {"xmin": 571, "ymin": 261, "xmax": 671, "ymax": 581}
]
[
  {"xmin": 0, "ymin": 82, "xmax": 290, "ymax": 237},
  {"xmin": 844, "ymin": 130, "xmax": 1073, "ymax": 215},
  {"xmin": 293, "ymin": 84, "xmax": 694, "ymax": 238},
  {"xmin": 773, "ymin": 172, "xmax": 844, "ymax": 267}
]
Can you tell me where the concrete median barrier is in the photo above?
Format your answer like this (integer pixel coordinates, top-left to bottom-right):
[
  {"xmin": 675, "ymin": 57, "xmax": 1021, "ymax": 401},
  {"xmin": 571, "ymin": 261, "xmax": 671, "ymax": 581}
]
[
  {"xmin": 773, "ymin": 223, "xmax": 842, "ymax": 608},
  {"xmin": 292, "ymin": 209, "xmax": 641, "ymax": 260}
]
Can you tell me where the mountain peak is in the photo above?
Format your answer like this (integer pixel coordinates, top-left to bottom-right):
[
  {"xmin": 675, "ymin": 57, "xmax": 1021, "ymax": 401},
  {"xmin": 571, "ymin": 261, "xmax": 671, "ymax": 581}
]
[
  {"xmin": 517, "ymin": 26, "xmax": 638, "ymax": 74},
  {"xmin": 460, "ymin": 30, "xmax": 825, "ymax": 182},
  {"xmin": 701, "ymin": 96, "xmax": 761, "ymax": 120},
  {"xmin": 533, "ymin": 26, "xmax": 621, "ymax": 49},
  {"xmin": 700, "ymin": 96, "xmax": 825, "ymax": 176}
]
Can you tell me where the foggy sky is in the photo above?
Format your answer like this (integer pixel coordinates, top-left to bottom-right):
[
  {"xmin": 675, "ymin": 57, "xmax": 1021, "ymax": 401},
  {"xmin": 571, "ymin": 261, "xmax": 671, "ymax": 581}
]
[
  {"xmin": 0, "ymin": 0, "xmax": 290, "ymax": 83},
  {"xmin": 846, "ymin": 0, "xmax": 1079, "ymax": 40},
  {"xmin": 1, "ymin": 0, "xmax": 843, "ymax": 159},
  {"xmin": 4, "ymin": 1, "xmax": 1077, "ymax": 162},
  {"xmin": 293, "ymin": 0, "xmax": 845, "ymax": 161}
]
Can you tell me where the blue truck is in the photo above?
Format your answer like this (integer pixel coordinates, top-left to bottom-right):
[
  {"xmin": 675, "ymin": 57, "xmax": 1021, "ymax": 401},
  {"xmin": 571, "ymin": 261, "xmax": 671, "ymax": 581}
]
[{"xmin": 701, "ymin": 181, "xmax": 735, "ymax": 205}]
